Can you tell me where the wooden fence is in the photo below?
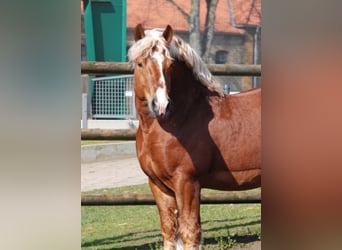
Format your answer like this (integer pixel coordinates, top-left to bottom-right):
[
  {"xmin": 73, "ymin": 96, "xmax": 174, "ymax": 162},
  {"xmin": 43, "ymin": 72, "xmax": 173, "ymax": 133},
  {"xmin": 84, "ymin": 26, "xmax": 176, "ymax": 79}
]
[
  {"xmin": 81, "ymin": 192, "xmax": 261, "ymax": 206},
  {"xmin": 81, "ymin": 61, "xmax": 261, "ymax": 76},
  {"xmin": 81, "ymin": 128, "xmax": 136, "ymax": 140}
]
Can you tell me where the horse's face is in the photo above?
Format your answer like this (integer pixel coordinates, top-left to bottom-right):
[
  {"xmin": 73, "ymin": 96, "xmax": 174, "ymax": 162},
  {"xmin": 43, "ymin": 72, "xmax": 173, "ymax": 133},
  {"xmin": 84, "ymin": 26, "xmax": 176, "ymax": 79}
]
[
  {"xmin": 134, "ymin": 47, "xmax": 172, "ymax": 118},
  {"xmin": 132, "ymin": 24, "xmax": 174, "ymax": 118}
]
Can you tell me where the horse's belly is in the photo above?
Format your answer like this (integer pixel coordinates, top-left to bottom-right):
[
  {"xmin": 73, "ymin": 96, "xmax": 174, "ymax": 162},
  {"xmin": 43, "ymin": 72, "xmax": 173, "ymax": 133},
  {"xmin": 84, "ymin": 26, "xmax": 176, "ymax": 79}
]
[{"xmin": 199, "ymin": 168, "xmax": 261, "ymax": 191}]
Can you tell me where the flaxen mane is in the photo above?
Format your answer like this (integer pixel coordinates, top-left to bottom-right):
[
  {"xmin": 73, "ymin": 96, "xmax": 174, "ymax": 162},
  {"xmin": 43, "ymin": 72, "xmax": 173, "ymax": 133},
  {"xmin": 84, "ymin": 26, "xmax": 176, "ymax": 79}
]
[{"xmin": 128, "ymin": 28, "xmax": 224, "ymax": 97}]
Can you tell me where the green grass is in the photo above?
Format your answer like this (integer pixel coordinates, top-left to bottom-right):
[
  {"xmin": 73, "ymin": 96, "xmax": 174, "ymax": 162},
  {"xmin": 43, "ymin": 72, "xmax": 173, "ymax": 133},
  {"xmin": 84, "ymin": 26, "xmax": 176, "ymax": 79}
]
[{"xmin": 82, "ymin": 184, "xmax": 261, "ymax": 249}]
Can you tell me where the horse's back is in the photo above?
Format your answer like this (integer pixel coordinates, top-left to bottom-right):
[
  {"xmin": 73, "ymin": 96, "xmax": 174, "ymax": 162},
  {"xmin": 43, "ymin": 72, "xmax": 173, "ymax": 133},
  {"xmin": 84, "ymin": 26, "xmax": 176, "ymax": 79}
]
[
  {"xmin": 229, "ymin": 87, "xmax": 261, "ymax": 107},
  {"xmin": 223, "ymin": 87, "xmax": 261, "ymax": 121}
]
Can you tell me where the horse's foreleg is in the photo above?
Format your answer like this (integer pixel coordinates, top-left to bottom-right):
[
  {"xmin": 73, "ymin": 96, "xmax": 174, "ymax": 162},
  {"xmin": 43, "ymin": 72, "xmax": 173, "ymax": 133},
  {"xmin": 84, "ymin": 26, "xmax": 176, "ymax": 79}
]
[
  {"xmin": 149, "ymin": 178, "xmax": 179, "ymax": 250},
  {"xmin": 175, "ymin": 180, "xmax": 201, "ymax": 250}
]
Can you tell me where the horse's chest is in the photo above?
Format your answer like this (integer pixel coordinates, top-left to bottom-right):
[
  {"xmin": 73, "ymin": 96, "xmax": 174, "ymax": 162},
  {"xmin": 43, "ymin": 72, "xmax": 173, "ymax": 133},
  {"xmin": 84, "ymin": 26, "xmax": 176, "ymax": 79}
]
[
  {"xmin": 137, "ymin": 132, "xmax": 211, "ymax": 180},
  {"xmin": 138, "ymin": 141, "xmax": 180, "ymax": 174}
]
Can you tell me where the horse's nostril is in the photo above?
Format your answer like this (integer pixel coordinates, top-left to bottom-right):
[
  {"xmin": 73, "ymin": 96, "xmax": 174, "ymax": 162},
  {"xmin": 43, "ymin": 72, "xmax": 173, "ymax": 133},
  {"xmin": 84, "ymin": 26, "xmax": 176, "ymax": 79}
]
[
  {"xmin": 150, "ymin": 97, "xmax": 159, "ymax": 117},
  {"xmin": 166, "ymin": 100, "xmax": 172, "ymax": 113}
]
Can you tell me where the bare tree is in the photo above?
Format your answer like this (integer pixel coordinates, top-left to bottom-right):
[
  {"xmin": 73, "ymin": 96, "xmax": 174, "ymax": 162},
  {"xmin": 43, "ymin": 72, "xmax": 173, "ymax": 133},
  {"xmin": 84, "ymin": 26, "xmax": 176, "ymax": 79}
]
[
  {"xmin": 189, "ymin": 0, "xmax": 201, "ymax": 54},
  {"xmin": 202, "ymin": 0, "xmax": 219, "ymax": 62},
  {"xmin": 166, "ymin": 0, "xmax": 219, "ymax": 62}
]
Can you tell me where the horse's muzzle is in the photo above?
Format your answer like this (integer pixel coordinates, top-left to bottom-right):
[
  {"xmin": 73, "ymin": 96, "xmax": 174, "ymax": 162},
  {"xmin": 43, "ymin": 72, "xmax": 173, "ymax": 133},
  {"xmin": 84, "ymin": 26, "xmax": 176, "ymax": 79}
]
[{"xmin": 151, "ymin": 97, "xmax": 171, "ymax": 118}]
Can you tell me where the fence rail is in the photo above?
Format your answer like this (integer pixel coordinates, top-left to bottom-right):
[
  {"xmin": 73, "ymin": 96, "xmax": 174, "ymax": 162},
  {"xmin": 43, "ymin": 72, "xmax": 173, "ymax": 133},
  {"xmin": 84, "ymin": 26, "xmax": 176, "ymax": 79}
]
[
  {"xmin": 81, "ymin": 61, "xmax": 261, "ymax": 76},
  {"xmin": 81, "ymin": 128, "xmax": 137, "ymax": 140},
  {"xmin": 81, "ymin": 192, "xmax": 261, "ymax": 206}
]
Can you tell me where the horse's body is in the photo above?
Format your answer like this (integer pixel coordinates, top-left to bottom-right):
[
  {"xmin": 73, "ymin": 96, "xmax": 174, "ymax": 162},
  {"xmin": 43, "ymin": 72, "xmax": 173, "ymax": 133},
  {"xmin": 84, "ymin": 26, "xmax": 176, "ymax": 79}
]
[{"xmin": 129, "ymin": 24, "xmax": 261, "ymax": 250}]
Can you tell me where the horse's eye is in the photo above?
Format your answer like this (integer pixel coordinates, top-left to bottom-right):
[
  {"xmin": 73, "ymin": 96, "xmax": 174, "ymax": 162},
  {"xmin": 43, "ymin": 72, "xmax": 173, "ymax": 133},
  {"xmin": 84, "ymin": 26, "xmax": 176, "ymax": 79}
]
[{"xmin": 137, "ymin": 62, "xmax": 143, "ymax": 68}]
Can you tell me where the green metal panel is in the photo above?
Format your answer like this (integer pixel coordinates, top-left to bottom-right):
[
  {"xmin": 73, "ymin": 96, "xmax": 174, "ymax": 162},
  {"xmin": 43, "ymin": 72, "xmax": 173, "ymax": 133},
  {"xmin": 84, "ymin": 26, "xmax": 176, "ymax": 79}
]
[
  {"xmin": 83, "ymin": 0, "xmax": 126, "ymax": 62},
  {"xmin": 83, "ymin": 0, "xmax": 127, "ymax": 119}
]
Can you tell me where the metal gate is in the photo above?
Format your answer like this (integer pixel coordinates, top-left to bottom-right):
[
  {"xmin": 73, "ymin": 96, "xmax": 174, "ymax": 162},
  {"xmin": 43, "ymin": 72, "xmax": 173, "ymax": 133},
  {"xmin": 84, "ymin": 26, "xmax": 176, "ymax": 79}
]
[{"xmin": 90, "ymin": 75, "xmax": 136, "ymax": 119}]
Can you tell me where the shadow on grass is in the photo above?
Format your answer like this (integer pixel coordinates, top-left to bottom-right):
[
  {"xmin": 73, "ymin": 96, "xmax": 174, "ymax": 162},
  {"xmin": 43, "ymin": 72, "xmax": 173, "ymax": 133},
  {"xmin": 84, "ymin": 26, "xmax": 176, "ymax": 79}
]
[
  {"xmin": 203, "ymin": 233, "xmax": 260, "ymax": 245},
  {"xmin": 82, "ymin": 216, "xmax": 260, "ymax": 249},
  {"xmin": 202, "ymin": 217, "xmax": 261, "ymax": 232},
  {"xmin": 83, "ymin": 234, "xmax": 260, "ymax": 250},
  {"xmin": 82, "ymin": 228, "xmax": 162, "ymax": 249},
  {"xmin": 84, "ymin": 241, "xmax": 163, "ymax": 250},
  {"xmin": 202, "ymin": 214, "xmax": 260, "ymax": 225},
  {"xmin": 202, "ymin": 216, "xmax": 260, "ymax": 247}
]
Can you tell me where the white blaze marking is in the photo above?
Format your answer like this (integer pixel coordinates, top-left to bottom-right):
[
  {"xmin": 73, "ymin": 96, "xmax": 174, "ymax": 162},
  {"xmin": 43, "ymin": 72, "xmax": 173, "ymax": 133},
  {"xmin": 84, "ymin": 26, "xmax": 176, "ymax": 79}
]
[
  {"xmin": 155, "ymin": 87, "xmax": 168, "ymax": 115},
  {"xmin": 152, "ymin": 50, "xmax": 169, "ymax": 115}
]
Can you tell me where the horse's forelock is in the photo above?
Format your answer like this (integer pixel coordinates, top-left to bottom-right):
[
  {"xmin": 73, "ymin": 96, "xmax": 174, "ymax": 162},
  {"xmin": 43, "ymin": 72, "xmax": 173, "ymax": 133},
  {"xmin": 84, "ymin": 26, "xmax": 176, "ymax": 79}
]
[{"xmin": 128, "ymin": 29, "xmax": 172, "ymax": 63}]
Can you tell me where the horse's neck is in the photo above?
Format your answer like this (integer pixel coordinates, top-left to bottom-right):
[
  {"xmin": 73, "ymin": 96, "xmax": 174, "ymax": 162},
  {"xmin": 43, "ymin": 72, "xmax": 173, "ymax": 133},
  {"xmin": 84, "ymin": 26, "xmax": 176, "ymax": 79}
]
[
  {"xmin": 169, "ymin": 62, "xmax": 205, "ymax": 111},
  {"xmin": 135, "ymin": 99, "xmax": 155, "ymax": 132}
]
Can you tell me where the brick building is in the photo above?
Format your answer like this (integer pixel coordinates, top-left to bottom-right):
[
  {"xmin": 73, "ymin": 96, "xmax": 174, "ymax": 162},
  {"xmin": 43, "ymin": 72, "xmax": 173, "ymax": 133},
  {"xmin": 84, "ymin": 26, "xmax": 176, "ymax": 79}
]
[{"xmin": 81, "ymin": 0, "xmax": 261, "ymax": 91}]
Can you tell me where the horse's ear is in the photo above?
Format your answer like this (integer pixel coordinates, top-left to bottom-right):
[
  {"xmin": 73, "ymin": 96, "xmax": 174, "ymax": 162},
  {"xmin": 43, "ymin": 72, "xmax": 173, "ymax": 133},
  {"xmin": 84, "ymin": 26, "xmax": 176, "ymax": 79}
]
[
  {"xmin": 162, "ymin": 25, "xmax": 173, "ymax": 45},
  {"xmin": 134, "ymin": 24, "xmax": 145, "ymax": 41}
]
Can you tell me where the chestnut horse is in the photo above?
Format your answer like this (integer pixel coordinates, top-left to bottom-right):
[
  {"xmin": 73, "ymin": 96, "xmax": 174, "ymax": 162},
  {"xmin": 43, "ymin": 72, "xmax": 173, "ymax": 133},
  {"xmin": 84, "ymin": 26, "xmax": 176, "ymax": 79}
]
[{"xmin": 128, "ymin": 24, "xmax": 261, "ymax": 250}]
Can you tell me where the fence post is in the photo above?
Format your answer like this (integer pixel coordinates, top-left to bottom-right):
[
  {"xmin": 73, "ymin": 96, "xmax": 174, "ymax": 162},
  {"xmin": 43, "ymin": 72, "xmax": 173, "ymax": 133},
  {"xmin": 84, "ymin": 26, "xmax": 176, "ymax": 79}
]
[{"xmin": 82, "ymin": 93, "xmax": 88, "ymax": 129}]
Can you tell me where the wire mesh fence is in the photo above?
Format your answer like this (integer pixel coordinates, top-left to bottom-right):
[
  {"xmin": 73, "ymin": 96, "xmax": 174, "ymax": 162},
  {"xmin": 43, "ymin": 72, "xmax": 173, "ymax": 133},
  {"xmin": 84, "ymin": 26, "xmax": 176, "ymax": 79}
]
[{"xmin": 90, "ymin": 75, "xmax": 136, "ymax": 119}]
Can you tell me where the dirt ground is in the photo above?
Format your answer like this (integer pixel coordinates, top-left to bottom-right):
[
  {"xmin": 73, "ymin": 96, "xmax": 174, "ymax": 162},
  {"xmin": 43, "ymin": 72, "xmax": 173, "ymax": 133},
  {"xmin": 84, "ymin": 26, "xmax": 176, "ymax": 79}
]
[{"xmin": 81, "ymin": 154, "xmax": 147, "ymax": 192}]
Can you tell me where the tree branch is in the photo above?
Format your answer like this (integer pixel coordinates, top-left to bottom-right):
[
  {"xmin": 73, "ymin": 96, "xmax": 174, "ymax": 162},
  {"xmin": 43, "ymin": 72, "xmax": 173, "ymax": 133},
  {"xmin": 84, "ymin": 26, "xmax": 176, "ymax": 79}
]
[
  {"xmin": 165, "ymin": 0, "xmax": 190, "ymax": 22},
  {"xmin": 202, "ymin": 0, "xmax": 219, "ymax": 62}
]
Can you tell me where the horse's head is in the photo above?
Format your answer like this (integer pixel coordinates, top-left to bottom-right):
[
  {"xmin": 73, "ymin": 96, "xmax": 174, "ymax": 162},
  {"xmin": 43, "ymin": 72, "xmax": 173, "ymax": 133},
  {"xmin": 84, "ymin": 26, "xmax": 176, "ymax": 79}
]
[{"xmin": 129, "ymin": 24, "xmax": 174, "ymax": 118}]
